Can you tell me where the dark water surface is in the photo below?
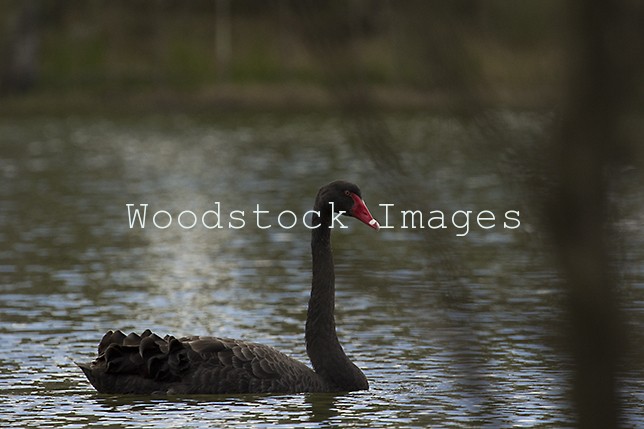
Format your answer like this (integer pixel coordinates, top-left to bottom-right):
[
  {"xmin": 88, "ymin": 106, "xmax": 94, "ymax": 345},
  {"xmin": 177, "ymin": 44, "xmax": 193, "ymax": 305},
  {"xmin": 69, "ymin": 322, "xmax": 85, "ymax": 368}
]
[{"xmin": 0, "ymin": 114, "xmax": 642, "ymax": 428}]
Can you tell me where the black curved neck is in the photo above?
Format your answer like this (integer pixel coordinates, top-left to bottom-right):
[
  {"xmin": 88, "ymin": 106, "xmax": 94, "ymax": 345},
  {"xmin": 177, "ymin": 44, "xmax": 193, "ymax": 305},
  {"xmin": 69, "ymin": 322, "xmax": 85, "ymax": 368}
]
[{"xmin": 305, "ymin": 211, "xmax": 368, "ymax": 391}]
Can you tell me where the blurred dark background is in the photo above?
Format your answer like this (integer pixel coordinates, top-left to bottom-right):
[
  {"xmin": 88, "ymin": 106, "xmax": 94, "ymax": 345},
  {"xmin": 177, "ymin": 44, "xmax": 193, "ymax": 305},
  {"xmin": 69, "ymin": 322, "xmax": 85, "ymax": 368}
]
[
  {"xmin": 1, "ymin": 0, "xmax": 573, "ymax": 112},
  {"xmin": 1, "ymin": 1, "xmax": 643, "ymax": 428}
]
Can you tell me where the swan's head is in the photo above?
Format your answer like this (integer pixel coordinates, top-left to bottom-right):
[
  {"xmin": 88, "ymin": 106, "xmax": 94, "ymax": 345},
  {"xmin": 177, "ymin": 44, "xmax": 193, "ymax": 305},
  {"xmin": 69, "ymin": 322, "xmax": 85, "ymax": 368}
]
[{"xmin": 316, "ymin": 180, "xmax": 380, "ymax": 230}]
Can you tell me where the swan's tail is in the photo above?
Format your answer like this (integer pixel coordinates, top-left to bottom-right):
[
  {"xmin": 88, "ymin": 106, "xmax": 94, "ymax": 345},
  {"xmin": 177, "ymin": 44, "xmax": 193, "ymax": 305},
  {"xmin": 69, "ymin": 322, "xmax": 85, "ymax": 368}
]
[{"xmin": 78, "ymin": 330, "xmax": 190, "ymax": 393}]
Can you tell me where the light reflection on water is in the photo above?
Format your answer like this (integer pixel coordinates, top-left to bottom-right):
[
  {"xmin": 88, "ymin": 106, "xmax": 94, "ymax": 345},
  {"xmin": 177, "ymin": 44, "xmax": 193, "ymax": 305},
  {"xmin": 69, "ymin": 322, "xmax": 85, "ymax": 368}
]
[{"xmin": 0, "ymin": 114, "xmax": 642, "ymax": 428}]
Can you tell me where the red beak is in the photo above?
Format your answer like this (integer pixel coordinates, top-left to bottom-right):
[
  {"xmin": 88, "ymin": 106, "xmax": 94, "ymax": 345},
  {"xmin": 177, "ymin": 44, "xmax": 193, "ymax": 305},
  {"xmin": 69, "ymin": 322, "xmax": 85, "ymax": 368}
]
[{"xmin": 348, "ymin": 193, "xmax": 380, "ymax": 231}]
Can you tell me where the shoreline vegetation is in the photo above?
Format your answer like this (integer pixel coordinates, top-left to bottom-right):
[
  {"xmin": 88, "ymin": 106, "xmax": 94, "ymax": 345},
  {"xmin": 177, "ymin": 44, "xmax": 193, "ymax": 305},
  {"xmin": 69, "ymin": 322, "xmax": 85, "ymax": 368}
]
[
  {"xmin": 0, "ymin": 2, "xmax": 568, "ymax": 116},
  {"xmin": 0, "ymin": 83, "xmax": 560, "ymax": 116}
]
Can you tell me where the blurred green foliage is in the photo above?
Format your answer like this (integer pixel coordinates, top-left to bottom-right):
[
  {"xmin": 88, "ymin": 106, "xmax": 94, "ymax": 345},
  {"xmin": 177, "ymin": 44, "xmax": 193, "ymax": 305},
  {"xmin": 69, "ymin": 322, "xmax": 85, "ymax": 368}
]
[{"xmin": 0, "ymin": 0, "xmax": 569, "ymax": 107}]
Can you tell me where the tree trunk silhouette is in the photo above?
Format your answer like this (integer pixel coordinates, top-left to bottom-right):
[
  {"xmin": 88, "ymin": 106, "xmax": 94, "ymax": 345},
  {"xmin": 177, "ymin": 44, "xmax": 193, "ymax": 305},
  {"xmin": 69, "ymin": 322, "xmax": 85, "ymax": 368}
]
[
  {"xmin": 549, "ymin": 1, "xmax": 641, "ymax": 427},
  {"xmin": 0, "ymin": 0, "xmax": 40, "ymax": 94}
]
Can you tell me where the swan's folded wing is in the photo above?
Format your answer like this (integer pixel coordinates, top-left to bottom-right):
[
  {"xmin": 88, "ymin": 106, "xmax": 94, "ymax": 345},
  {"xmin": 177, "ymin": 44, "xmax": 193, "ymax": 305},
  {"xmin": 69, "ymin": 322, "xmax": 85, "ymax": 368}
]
[
  {"xmin": 82, "ymin": 331, "xmax": 324, "ymax": 393},
  {"xmin": 182, "ymin": 336, "xmax": 326, "ymax": 392},
  {"xmin": 183, "ymin": 337, "xmax": 281, "ymax": 379}
]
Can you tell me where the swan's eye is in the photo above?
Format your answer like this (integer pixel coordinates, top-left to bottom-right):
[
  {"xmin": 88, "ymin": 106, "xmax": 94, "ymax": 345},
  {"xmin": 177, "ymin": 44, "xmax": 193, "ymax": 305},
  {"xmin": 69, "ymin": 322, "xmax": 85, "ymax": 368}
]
[{"xmin": 344, "ymin": 190, "xmax": 351, "ymax": 197}]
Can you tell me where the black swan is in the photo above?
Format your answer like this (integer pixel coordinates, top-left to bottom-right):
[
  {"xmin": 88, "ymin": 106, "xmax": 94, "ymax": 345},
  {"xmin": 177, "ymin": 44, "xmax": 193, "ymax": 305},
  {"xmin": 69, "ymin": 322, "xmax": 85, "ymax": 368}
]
[{"xmin": 78, "ymin": 180, "xmax": 380, "ymax": 394}]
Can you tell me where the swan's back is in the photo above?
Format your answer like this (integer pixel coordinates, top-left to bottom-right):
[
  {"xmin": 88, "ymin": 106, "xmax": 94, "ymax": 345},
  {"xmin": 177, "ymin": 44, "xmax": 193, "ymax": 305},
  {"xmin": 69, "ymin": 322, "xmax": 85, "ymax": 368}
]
[{"xmin": 78, "ymin": 330, "xmax": 329, "ymax": 394}]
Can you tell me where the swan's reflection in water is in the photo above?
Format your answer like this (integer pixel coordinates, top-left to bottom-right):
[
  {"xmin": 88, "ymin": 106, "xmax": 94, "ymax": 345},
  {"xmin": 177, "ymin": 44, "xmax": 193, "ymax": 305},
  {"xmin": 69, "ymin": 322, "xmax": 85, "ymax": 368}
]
[{"xmin": 305, "ymin": 392, "xmax": 340, "ymax": 423}]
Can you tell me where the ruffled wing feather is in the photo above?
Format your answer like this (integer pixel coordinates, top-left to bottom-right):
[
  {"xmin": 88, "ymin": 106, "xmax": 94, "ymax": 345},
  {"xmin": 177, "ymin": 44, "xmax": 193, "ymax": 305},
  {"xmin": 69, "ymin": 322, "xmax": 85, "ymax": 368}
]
[{"xmin": 79, "ymin": 330, "xmax": 327, "ymax": 394}]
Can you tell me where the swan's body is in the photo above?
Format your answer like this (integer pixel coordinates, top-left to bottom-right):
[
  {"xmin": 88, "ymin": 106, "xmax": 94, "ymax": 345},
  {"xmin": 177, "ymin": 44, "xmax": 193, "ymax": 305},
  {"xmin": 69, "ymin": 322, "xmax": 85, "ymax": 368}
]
[{"xmin": 79, "ymin": 181, "xmax": 379, "ymax": 394}]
